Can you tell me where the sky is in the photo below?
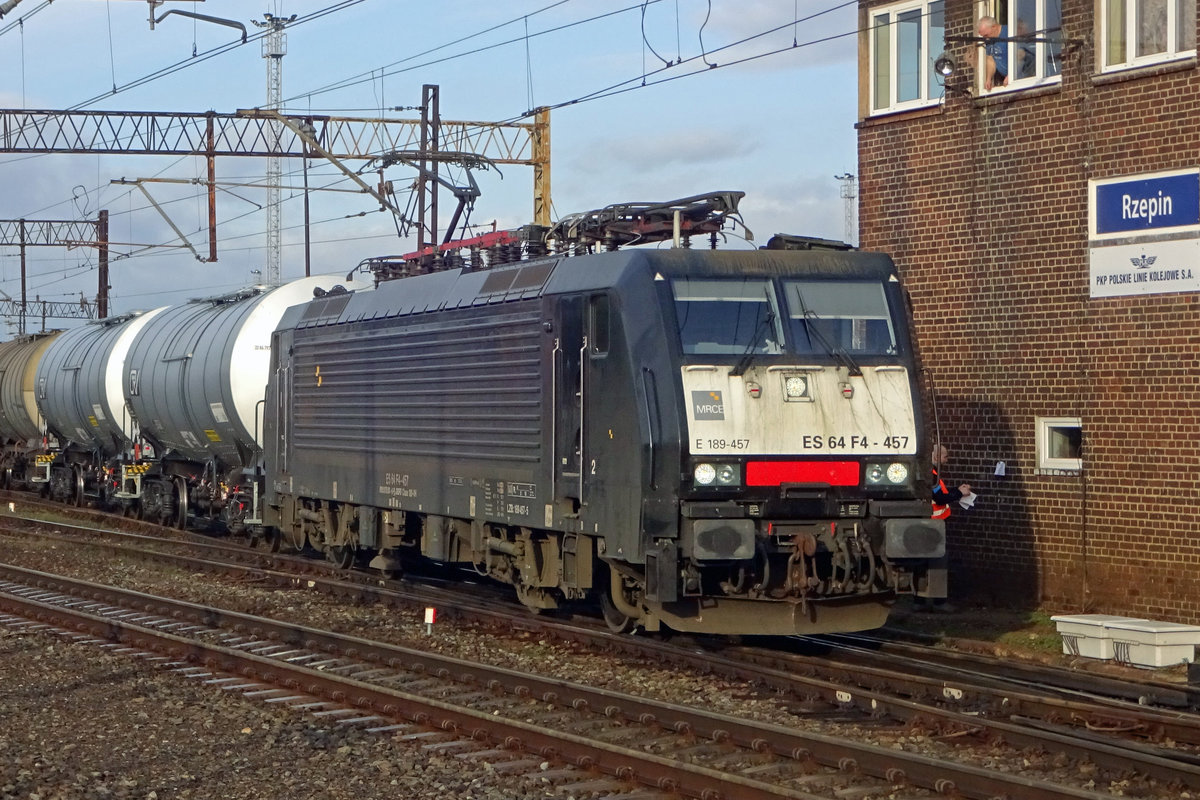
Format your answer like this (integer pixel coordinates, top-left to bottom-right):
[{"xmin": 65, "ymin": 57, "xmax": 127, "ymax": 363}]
[{"xmin": 0, "ymin": 0, "xmax": 860, "ymax": 330}]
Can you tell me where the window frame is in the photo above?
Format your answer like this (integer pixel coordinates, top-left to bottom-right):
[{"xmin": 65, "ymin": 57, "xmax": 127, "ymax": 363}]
[
  {"xmin": 869, "ymin": 0, "xmax": 946, "ymax": 115},
  {"xmin": 1101, "ymin": 0, "xmax": 1197, "ymax": 72},
  {"xmin": 1036, "ymin": 416, "xmax": 1083, "ymax": 471},
  {"xmin": 976, "ymin": 0, "xmax": 1066, "ymax": 93}
]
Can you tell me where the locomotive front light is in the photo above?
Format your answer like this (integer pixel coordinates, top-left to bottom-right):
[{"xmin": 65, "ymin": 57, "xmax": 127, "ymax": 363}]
[
  {"xmin": 783, "ymin": 374, "xmax": 811, "ymax": 401},
  {"xmin": 715, "ymin": 463, "xmax": 740, "ymax": 486},
  {"xmin": 866, "ymin": 461, "xmax": 910, "ymax": 485},
  {"xmin": 693, "ymin": 462, "xmax": 742, "ymax": 487}
]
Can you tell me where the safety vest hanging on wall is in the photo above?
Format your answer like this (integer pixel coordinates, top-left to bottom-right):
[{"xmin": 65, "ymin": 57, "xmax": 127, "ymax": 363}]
[{"xmin": 932, "ymin": 469, "xmax": 951, "ymax": 520}]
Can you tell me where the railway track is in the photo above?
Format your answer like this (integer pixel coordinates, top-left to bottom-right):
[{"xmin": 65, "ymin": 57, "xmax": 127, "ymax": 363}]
[
  {"xmin": 0, "ymin": 563, "xmax": 1180, "ymax": 800},
  {"xmin": 3, "ymin": 502, "xmax": 1200, "ymax": 797}
]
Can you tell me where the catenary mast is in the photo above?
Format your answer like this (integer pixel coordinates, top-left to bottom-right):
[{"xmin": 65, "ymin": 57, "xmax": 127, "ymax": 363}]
[{"xmin": 254, "ymin": 12, "xmax": 294, "ymax": 286}]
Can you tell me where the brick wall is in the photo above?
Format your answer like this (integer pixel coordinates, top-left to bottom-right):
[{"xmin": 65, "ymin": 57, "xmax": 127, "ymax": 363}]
[{"xmin": 858, "ymin": 0, "xmax": 1200, "ymax": 621}]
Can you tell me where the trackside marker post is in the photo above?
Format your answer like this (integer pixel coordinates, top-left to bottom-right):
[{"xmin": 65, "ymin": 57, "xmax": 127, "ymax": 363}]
[{"xmin": 424, "ymin": 607, "xmax": 437, "ymax": 636}]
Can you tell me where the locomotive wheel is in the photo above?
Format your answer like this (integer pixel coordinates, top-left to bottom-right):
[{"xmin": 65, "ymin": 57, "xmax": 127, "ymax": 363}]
[
  {"xmin": 600, "ymin": 590, "xmax": 635, "ymax": 634},
  {"xmin": 330, "ymin": 545, "xmax": 355, "ymax": 569},
  {"xmin": 289, "ymin": 526, "xmax": 308, "ymax": 552},
  {"xmin": 266, "ymin": 528, "xmax": 283, "ymax": 553}
]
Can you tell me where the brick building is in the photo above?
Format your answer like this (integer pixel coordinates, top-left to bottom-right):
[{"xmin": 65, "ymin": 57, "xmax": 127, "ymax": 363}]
[{"xmin": 855, "ymin": 1, "xmax": 1200, "ymax": 620}]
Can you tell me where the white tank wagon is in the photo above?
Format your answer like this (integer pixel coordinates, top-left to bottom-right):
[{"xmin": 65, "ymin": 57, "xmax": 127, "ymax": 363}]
[
  {"xmin": 0, "ymin": 332, "xmax": 61, "ymax": 488},
  {"xmin": 121, "ymin": 275, "xmax": 372, "ymax": 528},
  {"xmin": 34, "ymin": 310, "xmax": 167, "ymax": 505}
]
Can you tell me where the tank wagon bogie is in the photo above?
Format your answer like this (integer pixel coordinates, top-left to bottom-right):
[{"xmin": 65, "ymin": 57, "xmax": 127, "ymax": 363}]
[{"xmin": 262, "ymin": 206, "xmax": 945, "ymax": 636}]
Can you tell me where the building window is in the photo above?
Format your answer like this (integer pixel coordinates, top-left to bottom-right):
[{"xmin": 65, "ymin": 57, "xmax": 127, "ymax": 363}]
[
  {"xmin": 1037, "ymin": 417, "xmax": 1083, "ymax": 471},
  {"xmin": 870, "ymin": 0, "xmax": 946, "ymax": 114},
  {"xmin": 1102, "ymin": 0, "xmax": 1197, "ymax": 70},
  {"xmin": 979, "ymin": 1, "xmax": 1065, "ymax": 91}
]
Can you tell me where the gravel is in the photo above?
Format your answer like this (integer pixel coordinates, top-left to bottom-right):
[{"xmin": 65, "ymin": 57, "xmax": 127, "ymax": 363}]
[
  {"xmin": 0, "ymin": 529, "xmax": 1193, "ymax": 799},
  {"xmin": 0, "ymin": 630, "xmax": 560, "ymax": 800}
]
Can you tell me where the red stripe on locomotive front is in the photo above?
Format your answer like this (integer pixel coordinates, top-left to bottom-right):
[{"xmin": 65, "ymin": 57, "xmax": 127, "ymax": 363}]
[{"xmin": 745, "ymin": 461, "xmax": 860, "ymax": 486}]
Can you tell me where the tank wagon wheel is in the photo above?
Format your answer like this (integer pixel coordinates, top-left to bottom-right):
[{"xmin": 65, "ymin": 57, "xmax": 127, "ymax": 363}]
[
  {"xmin": 173, "ymin": 478, "xmax": 188, "ymax": 530},
  {"xmin": 72, "ymin": 467, "xmax": 85, "ymax": 508}
]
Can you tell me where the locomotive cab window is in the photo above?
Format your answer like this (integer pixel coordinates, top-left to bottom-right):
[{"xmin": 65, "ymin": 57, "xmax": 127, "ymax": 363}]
[
  {"xmin": 783, "ymin": 280, "xmax": 897, "ymax": 356},
  {"xmin": 672, "ymin": 278, "xmax": 783, "ymax": 356},
  {"xmin": 588, "ymin": 294, "xmax": 610, "ymax": 356}
]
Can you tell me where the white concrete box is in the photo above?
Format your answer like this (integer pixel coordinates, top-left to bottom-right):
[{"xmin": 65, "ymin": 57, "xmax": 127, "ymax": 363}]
[
  {"xmin": 1050, "ymin": 614, "xmax": 1149, "ymax": 660},
  {"xmin": 1102, "ymin": 619, "xmax": 1200, "ymax": 668}
]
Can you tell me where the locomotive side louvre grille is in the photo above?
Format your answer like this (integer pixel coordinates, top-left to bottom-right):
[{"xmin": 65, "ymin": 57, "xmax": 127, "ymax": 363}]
[{"xmin": 290, "ymin": 305, "xmax": 544, "ymax": 461}]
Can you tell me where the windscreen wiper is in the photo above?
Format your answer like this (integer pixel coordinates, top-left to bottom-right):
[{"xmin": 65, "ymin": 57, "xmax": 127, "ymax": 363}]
[
  {"xmin": 801, "ymin": 310, "xmax": 862, "ymax": 376},
  {"xmin": 729, "ymin": 309, "xmax": 776, "ymax": 376}
]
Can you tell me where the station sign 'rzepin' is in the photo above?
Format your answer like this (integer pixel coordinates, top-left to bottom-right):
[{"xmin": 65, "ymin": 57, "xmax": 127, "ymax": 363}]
[{"xmin": 1089, "ymin": 169, "xmax": 1200, "ymax": 298}]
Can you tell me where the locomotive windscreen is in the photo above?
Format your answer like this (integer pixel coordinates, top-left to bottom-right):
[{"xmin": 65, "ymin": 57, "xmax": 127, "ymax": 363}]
[
  {"xmin": 782, "ymin": 280, "xmax": 897, "ymax": 356},
  {"xmin": 672, "ymin": 278, "xmax": 784, "ymax": 356},
  {"xmin": 671, "ymin": 277, "xmax": 897, "ymax": 358}
]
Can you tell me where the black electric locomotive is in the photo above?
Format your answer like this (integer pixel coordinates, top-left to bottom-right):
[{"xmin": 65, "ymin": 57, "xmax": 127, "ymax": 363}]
[{"xmin": 261, "ymin": 193, "xmax": 944, "ymax": 635}]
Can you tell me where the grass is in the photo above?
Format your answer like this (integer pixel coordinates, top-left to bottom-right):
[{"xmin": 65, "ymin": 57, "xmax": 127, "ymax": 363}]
[{"xmin": 889, "ymin": 602, "xmax": 1067, "ymax": 657}]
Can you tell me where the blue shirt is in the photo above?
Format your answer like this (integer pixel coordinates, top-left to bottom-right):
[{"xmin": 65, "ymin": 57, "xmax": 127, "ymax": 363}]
[{"xmin": 986, "ymin": 25, "xmax": 1009, "ymax": 77}]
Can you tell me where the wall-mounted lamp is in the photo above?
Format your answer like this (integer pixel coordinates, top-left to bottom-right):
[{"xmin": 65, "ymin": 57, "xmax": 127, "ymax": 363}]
[{"xmin": 934, "ymin": 52, "xmax": 956, "ymax": 77}]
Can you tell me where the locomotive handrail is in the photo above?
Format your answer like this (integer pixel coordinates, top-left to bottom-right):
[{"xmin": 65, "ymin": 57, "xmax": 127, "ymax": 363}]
[
  {"xmin": 254, "ymin": 399, "xmax": 265, "ymax": 451},
  {"xmin": 549, "ymin": 336, "xmax": 559, "ymax": 505},
  {"xmin": 641, "ymin": 368, "xmax": 658, "ymax": 491},
  {"xmin": 578, "ymin": 336, "xmax": 587, "ymax": 507}
]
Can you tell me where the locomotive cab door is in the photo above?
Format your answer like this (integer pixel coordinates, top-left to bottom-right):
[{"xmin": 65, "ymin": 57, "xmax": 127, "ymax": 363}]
[
  {"xmin": 553, "ymin": 295, "xmax": 585, "ymax": 507},
  {"xmin": 271, "ymin": 333, "xmax": 292, "ymax": 476}
]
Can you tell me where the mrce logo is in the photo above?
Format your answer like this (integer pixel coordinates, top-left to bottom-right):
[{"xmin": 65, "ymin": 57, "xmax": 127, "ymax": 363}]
[{"xmin": 692, "ymin": 390, "xmax": 725, "ymax": 420}]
